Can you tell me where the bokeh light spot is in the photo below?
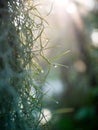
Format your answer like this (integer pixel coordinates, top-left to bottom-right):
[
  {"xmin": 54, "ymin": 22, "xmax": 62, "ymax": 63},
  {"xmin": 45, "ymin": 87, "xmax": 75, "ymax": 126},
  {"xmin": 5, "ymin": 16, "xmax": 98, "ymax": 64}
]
[
  {"xmin": 40, "ymin": 108, "xmax": 52, "ymax": 125},
  {"xmin": 91, "ymin": 30, "xmax": 98, "ymax": 47}
]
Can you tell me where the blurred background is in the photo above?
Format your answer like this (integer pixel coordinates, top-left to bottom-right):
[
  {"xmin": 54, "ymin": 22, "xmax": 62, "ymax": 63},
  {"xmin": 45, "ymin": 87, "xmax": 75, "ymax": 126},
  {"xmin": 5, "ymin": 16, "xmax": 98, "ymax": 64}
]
[{"xmin": 36, "ymin": 0, "xmax": 98, "ymax": 129}]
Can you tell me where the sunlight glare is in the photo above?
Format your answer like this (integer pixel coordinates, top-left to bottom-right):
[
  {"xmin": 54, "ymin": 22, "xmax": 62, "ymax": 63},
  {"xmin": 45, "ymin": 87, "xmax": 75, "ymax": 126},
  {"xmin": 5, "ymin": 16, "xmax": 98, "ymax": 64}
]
[
  {"xmin": 66, "ymin": 3, "xmax": 77, "ymax": 14},
  {"xmin": 75, "ymin": 0, "xmax": 94, "ymax": 10},
  {"xmin": 54, "ymin": 0, "xmax": 77, "ymax": 14},
  {"xmin": 91, "ymin": 30, "xmax": 98, "ymax": 47},
  {"xmin": 55, "ymin": 0, "xmax": 69, "ymax": 7}
]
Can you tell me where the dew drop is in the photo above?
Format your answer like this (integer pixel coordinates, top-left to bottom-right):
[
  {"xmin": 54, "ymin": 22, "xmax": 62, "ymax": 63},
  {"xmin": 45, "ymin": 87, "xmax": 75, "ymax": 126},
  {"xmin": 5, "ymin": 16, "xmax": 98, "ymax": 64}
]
[
  {"xmin": 53, "ymin": 64, "xmax": 58, "ymax": 68},
  {"xmin": 46, "ymin": 39, "xmax": 49, "ymax": 42},
  {"xmin": 41, "ymin": 70, "xmax": 44, "ymax": 73}
]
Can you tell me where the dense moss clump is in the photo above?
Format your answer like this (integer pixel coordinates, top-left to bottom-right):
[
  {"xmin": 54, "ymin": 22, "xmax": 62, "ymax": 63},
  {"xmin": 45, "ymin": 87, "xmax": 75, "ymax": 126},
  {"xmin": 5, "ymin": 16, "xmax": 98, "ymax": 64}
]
[{"xmin": 0, "ymin": 0, "xmax": 47, "ymax": 129}]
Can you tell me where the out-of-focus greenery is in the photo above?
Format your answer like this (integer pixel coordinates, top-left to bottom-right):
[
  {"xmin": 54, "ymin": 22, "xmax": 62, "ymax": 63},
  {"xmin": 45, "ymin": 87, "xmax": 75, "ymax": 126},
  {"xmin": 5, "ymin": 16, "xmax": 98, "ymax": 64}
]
[{"xmin": 49, "ymin": 2, "xmax": 98, "ymax": 130}]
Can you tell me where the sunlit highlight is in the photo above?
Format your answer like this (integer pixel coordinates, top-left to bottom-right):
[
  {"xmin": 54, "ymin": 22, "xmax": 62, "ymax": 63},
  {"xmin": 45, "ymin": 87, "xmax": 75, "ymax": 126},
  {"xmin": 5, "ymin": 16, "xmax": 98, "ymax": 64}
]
[
  {"xmin": 66, "ymin": 3, "xmax": 77, "ymax": 14},
  {"xmin": 74, "ymin": 0, "xmax": 94, "ymax": 10},
  {"xmin": 40, "ymin": 108, "xmax": 52, "ymax": 125},
  {"xmin": 53, "ymin": 0, "xmax": 78, "ymax": 15},
  {"xmin": 91, "ymin": 30, "xmax": 98, "ymax": 47},
  {"xmin": 55, "ymin": 0, "xmax": 69, "ymax": 7}
]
